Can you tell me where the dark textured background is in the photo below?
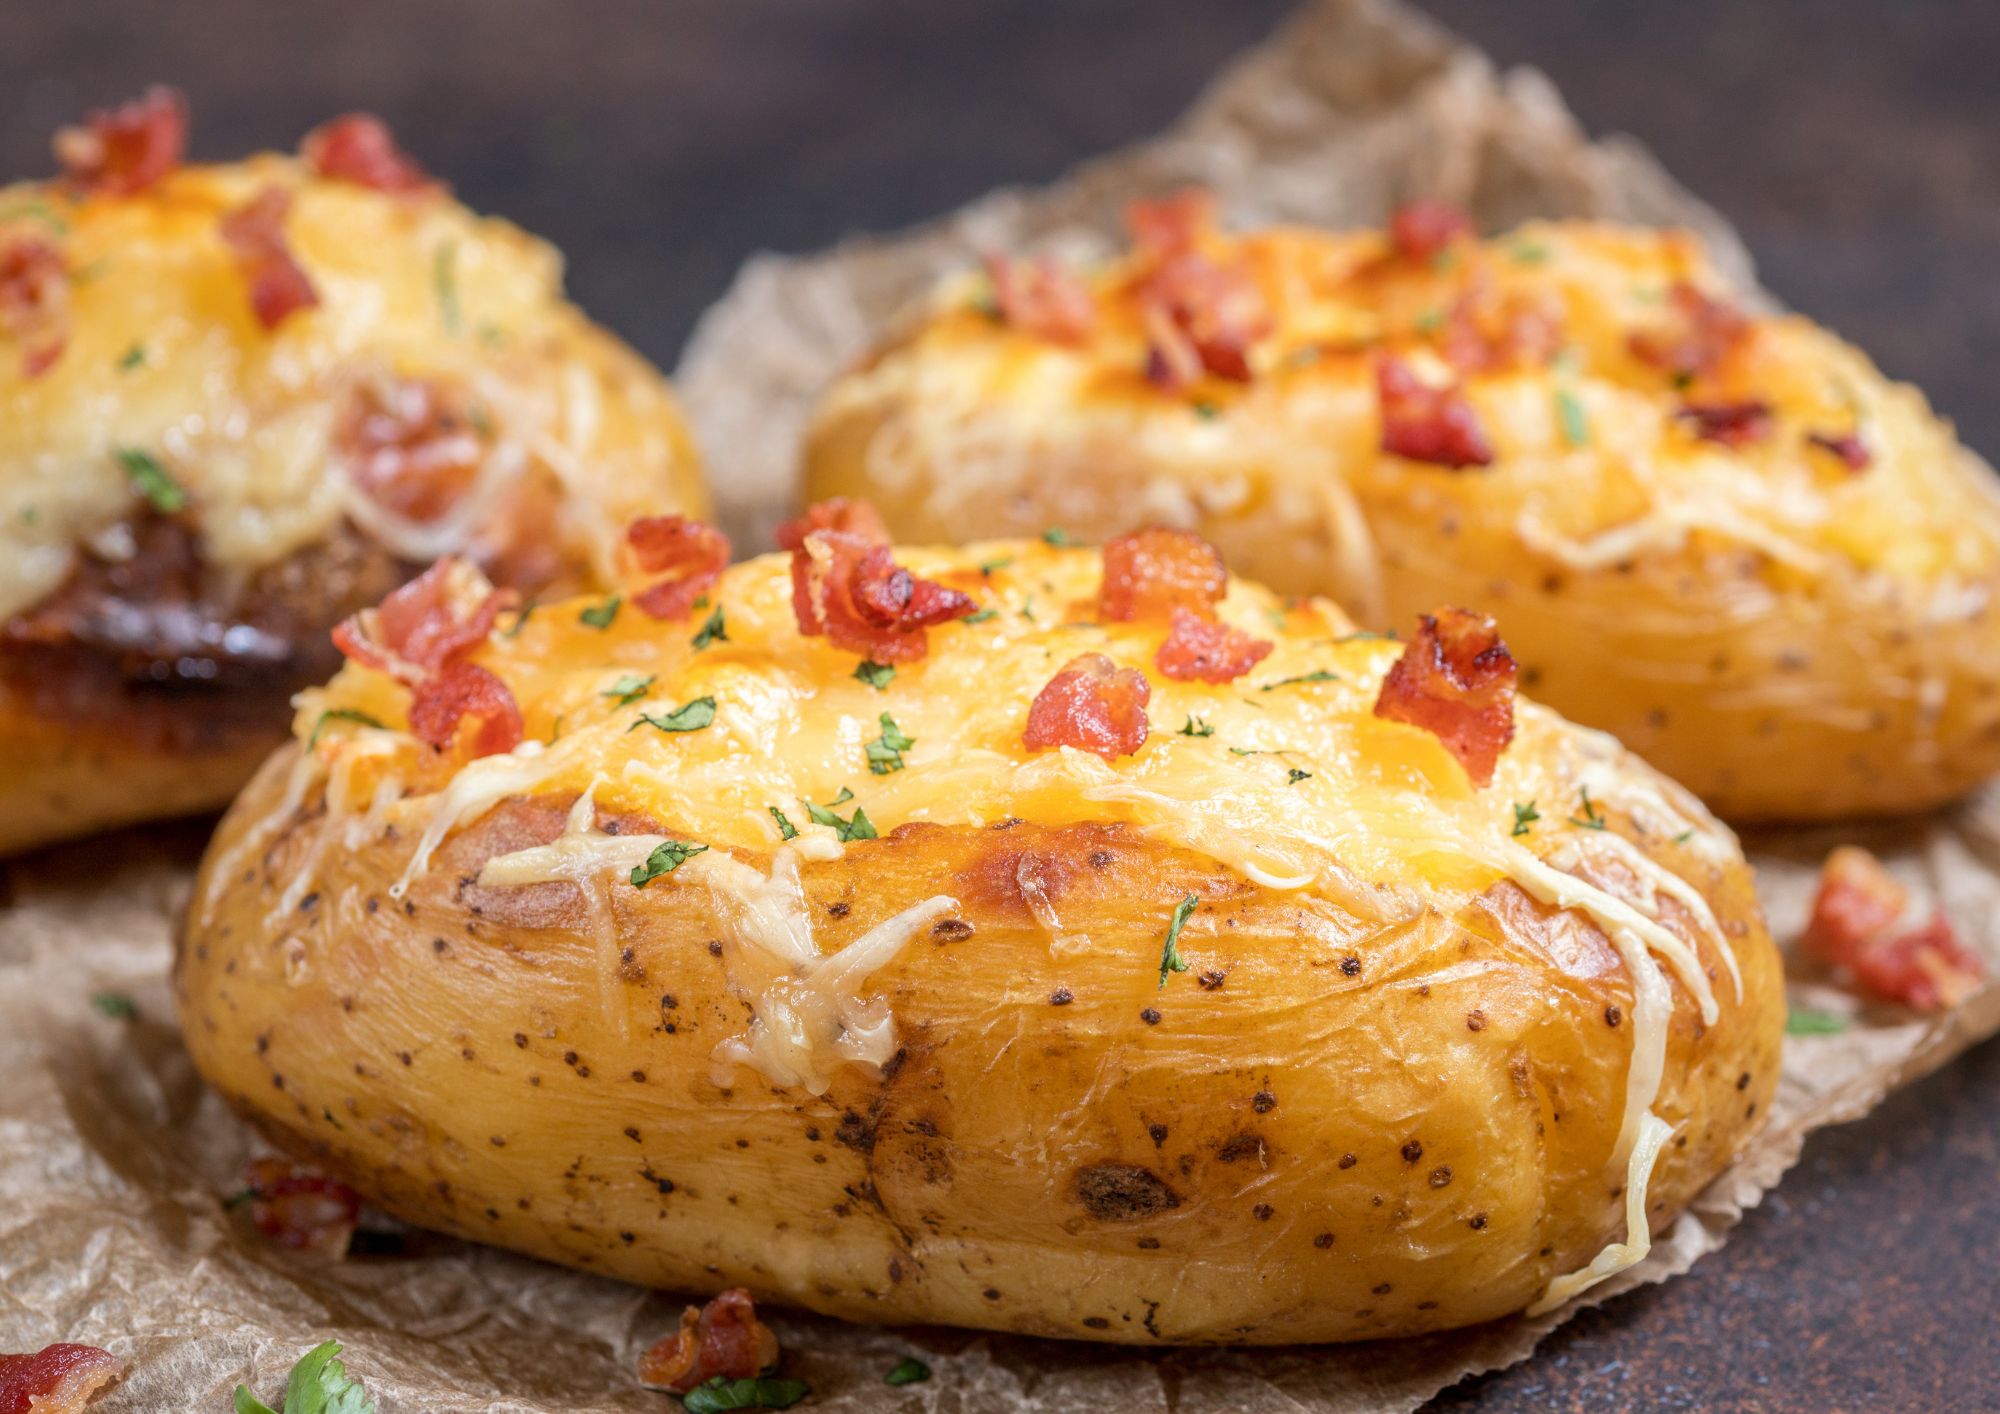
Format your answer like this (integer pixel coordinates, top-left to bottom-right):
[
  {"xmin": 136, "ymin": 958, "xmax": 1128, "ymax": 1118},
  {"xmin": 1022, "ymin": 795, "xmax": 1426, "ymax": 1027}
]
[{"xmin": 3, "ymin": 2, "xmax": 1996, "ymax": 1408}]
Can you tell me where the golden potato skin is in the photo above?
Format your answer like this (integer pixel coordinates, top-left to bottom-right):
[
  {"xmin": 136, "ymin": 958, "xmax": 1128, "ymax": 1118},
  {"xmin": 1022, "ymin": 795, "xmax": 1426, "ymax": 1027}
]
[
  {"xmin": 804, "ymin": 219, "xmax": 2000, "ymax": 821},
  {"xmin": 179, "ymin": 543, "xmax": 1781, "ymax": 1344}
]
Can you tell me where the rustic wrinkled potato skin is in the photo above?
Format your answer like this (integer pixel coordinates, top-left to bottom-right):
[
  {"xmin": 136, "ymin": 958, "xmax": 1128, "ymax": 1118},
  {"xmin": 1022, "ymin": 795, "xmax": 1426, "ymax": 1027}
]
[{"xmin": 179, "ymin": 750, "xmax": 1781, "ymax": 1344}]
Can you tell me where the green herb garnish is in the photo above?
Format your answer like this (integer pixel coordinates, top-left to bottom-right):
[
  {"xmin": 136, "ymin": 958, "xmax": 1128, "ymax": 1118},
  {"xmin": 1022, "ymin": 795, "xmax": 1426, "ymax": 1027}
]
[
  {"xmin": 1157, "ymin": 893, "xmax": 1198, "ymax": 989},
  {"xmin": 117, "ymin": 447, "xmax": 187, "ymax": 513},
  {"xmin": 1413, "ymin": 307, "xmax": 1444, "ymax": 334},
  {"xmin": 865, "ymin": 713, "xmax": 915, "ymax": 774},
  {"xmin": 309, "ymin": 707, "xmax": 386, "ymax": 745},
  {"xmin": 1040, "ymin": 527, "xmax": 1075, "ymax": 547},
  {"xmin": 854, "ymin": 660, "xmax": 896, "ymax": 691},
  {"xmin": 884, "ymin": 1357, "xmax": 931, "ymax": 1387},
  {"xmin": 768, "ymin": 806, "xmax": 799, "ymax": 841},
  {"xmin": 433, "ymin": 241, "xmax": 461, "ymax": 334},
  {"xmin": 602, "ymin": 673, "xmax": 654, "ymax": 707},
  {"xmin": 1568, "ymin": 785, "xmax": 1606, "ymax": 831},
  {"xmin": 692, "ymin": 605, "xmax": 729, "ymax": 650},
  {"xmin": 1191, "ymin": 400, "xmax": 1220, "ymax": 420},
  {"xmin": 1508, "ymin": 238, "xmax": 1550, "ymax": 265},
  {"xmin": 1179, "ymin": 715, "xmax": 1215, "ymax": 738},
  {"xmin": 91, "ymin": 992, "xmax": 138, "ymax": 1020},
  {"xmin": 961, "ymin": 607, "xmax": 998, "ymax": 625},
  {"xmin": 1556, "ymin": 388, "xmax": 1590, "ymax": 448},
  {"xmin": 1511, "ymin": 801, "xmax": 1541, "ymax": 837},
  {"xmin": 233, "ymin": 1339, "xmax": 377, "ymax": 1414},
  {"xmin": 804, "ymin": 788, "xmax": 876, "ymax": 842},
  {"xmin": 631, "ymin": 697, "xmax": 717, "ymax": 734},
  {"xmin": 1334, "ymin": 630, "xmax": 1397, "ymax": 643},
  {"xmin": 117, "ymin": 343, "xmax": 146, "ymax": 372},
  {"xmin": 978, "ymin": 555, "xmax": 1013, "ymax": 575},
  {"xmin": 1287, "ymin": 768, "xmax": 1313, "ymax": 784},
  {"xmin": 1786, "ymin": 1009, "xmax": 1849, "ymax": 1036},
  {"xmin": 630, "ymin": 840, "xmax": 709, "ymax": 887},
  {"xmin": 681, "ymin": 1377, "xmax": 811, "ymax": 1414},
  {"xmin": 503, "ymin": 599, "xmax": 537, "ymax": 638},
  {"xmin": 579, "ymin": 594, "xmax": 621, "ymax": 630},
  {"xmin": 1259, "ymin": 669, "xmax": 1338, "ymax": 692}
]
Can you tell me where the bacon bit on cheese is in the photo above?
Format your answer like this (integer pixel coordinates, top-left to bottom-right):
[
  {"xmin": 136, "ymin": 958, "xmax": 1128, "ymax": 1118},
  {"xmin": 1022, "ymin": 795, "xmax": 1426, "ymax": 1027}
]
[
  {"xmin": 1125, "ymin": 188, "xmax": 1217, "ymax": 262},
  {"xmin": 300, "ymin": 113, "xmax": 436, "ymax": 192},
  {"xmin": 408, "ymin": 660, "xmax": 525, "ymax": 756},
  {"xmin": 0, "ymin": 236, "xmax": 69, "ymax": 379},
  {"xmin": 333, "ymin": 557, "xmax": 511, "ymax": 683},
  {"xmin": 984, "ymin": 252, "xmax": 1096, "ymax": 344},
  {"xmin": 218, "ymin": 185, "xmax": 320, "ymax": 330},
  {"xmin": 52, "ymin": 85, "xmax": 187, "ymax": 196},
  {"xmin": 637, "ymin": 1289, "xmax": 781, "ymax": 1394},
  {"xmin": 1098, "ymin": 526, "xmax": 1227, "ymax": 621},
  {"xmin": 1801, "ymin": 846, "xmax": 1984, "ymax": 1011},
  {"xmin": 0, "ymin": 1344, "xmax": 125, "ymax": 1413},
  {"xmin": 1156, "ymin": 606, "xmax": 1273, "ymax": 684},
  {"xmin": 239, "ymin": 1156, "xmax": 363, "ymax": 1255},
  {"xmin": 778, "ymin": 499, "xmax": 972, "ymax": 663},
  {"xmin": 1376, "ymin": 356, "xmax": 1494, "ymax": 468},
  {"xmin": 337, "ymin": 377, "xmax": 484, "ymax": 523},
  {"xmin": 1628, "ymin": 279, "xmax": 1750, "ymax": 380},
  {"xmin": 1138, "ymin": 251, "xmax": 1271, "ymax": 390},
  {"xmin": 1677, "ymin": 399, "xmax": 1774, "ymax": 449},
  {"xmin": 624, "ymin": 514, "xmax": 731, "ymax": 621},
  {"xmin": 1024, "ymin": 652, "xmax": 1152, "ymax": 761},
  {"xmin": 1439, "ymin": 281, "xmax": 1565, "ymax": 374},
  {"xmin": 1807, "ymin": 430, "xmax": 1873, "ymax": 473},
  {"xmin": 1373, "ymin": 608, "xmax": 1517, "ymax": 787},
  {"xmin": 1388, "ymin": 198, "xmax": 1474, "ymax": 262}
]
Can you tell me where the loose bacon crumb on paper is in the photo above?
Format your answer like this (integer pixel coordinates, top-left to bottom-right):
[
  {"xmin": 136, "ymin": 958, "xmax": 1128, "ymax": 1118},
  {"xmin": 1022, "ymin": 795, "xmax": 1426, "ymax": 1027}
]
[
  {"xmin": 338, "ymin": 377, "xmax": 485, "ymax": 523},
  {"xmin": 637, "ymin": 1288, "xmax": 781, "ymax": 1394},
  {"xmin": 623, "ymin": 514, "xmax": 731, "ymax": 621},
  {"xmin": 778, "ymin": 498, "xmax": 972, "ymax": 663},
  {"xmin": 1024, "ymin": 652, "xmax": 1152, "ymax": 761},
  {"xmin": 1807, "ymin": 430, "xmax": 1873, "ymax": 472},
  {"xmin": 408, "ymin": 660, "xmax": 525, "ymax": 757},
  {"xmin": 1155, "ymin": 606, "xmax": 1273, "ymax": 684},
  {"xmin": 1677, "ymin": 399, "xmax": 1775, "ymax": 450},
  {"xmin": 1377, "ymin": 356, "xmax": 1494, "ymax": 469},
  {"xmin": 52, "ymin": 85, "xmax": 187, "ymax": 196},
  {"xmin": 239, "ymin": 1156, "xmax": 362, "ymax": 1256},
  {"xmin": 0, "ymin": 236, "xmax": 70, "ymax": 379},
  {"xmin": 985, "ymin": 252, "xmax": 1096, "ymax": 344},
  {"xmin": 1628, "ymin": 279, "xmax": 1751, "ymax": 380},
  {"xmin": 1802, "ymin": 846, "xmax": 1984, "ymax": 1011},
  {"xmin": 300, "ymin": 112, "xmax": 435, "ymax": 191},
  {"xmin": 0, "ymin": 1344, "xmax": 125, "ymax": 1414},
  {"xmin": 1098, "ymin": 527, "xmax": 1227, "ymax": 622},
  {"xmin": 218, "ymin": 185, "xmax": 320, "ymax": 330},
  {"xmin": 1388, "ymin": 198, "xmax": 1474, "ymax": 262},
  {"xmin": 1372, "ymin": 608, "xmax": 1517, "ymax": 787}
]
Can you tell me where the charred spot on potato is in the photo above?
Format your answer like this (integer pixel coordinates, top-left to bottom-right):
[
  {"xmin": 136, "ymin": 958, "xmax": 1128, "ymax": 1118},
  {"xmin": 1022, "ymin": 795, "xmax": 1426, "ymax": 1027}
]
[
  {"xmin": 1136, "ymin": 1236, "xmax": 1161, "ymax": 1250},
  {"xmin": 1049, "ymin": 986, "xmax": 1074, "ymax": 1005},
  {"xmin": 1253, "ymin": 1203, "xmax": 1275, "ymax": 1221},
  {"xmin": 1314, "ymin": 1232, "xmax": 1335, "ymax": 1249},
  {"xmin": 1605, "ymin": 1005, "xmax": 1623, "ymax": 1028},
  {"xmin": 1338, "ymin": 1153, "xmax": 1358, "ymax": 1169},
  {"xmin": 1340, "ymin": 955, "xmax": 1362, "ymax": 977},
  {"xmin": 932, "ymin": 918, "xmax": 973, "ymax": 941},
  {"xmin": 1252, "ymin": 1089, "xmax": 1277, "ymax": 1113},
  {"xmin": 1139, "ymin": 1007, "xmax": 1161, "ymax": 1026},
  {"xmin": 1147, "ymin": 1123, "xmax": 1169, "ymax": 1147},
  {"xmin": 1400, "ymin": 1139, "xmax": 1423, "ymax": 1164},
  {"xmin": 835, "ymin": 1111, "xmax": 877, "ymax": 1153},
  {"xmin": 827, "ymin": 900, "xmax": 851, "ymax": 918},
  {"xmin": 1429, "ymin": 1166, "xmax": 1453, "ymax": 1188},
  {"xmin": 1215, "ymin": 1132, "xmax": 1268, "ymax": 1166},
  {"xmin": 1196, "ymin": 967, "xmax": 1227, "ymax": 990},
  {"xmin": 1083, "ymin": 1316, "xmax": 1110, "ymax": 1329},
  {"xmin": 1465, "ymin": 1009, "xmax": 1486, "ymax": 1031},
  {"xmin": 1072, "ymin": 1162, "xmax": 1181, "ymax": 1221}
]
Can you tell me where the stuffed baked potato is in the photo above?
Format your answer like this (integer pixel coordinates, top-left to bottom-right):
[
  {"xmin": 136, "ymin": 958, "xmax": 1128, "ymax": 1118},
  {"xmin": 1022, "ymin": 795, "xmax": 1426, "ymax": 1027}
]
[
  {"xmin": 0, "ymin": 89, "xmax": 707, "ymax": 853},
  {"xmin": 178, "ymin": 509, "xmax": 1782, "ymax": 1343},
  {"xmin": 803, "ymin": 193, "xmax": 2000, "ymax": 821}
]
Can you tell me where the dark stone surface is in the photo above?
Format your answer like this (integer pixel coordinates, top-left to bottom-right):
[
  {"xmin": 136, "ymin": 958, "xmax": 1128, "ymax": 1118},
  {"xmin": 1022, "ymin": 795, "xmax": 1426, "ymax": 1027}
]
[{"xmin": 3, "ymin": 2, "xmax": 1996, "ymax": 1408}]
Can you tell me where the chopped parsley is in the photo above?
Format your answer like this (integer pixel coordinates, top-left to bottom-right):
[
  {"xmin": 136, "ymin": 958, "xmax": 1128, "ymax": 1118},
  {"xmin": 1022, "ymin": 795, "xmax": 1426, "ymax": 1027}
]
[
  {"xmin": 1672, "ymin": 828, "xmax": 1695, "ymax": 844},
  {"xmin": 1179, "ymin": 715, "xmax": 1215, "ymax": 738},
  {"xmin": 978, "ymin": 555, "xmax": 1014, "ymax": 575},
  {"xmin": 884, "ymin": 1357, "xmax": 931, "ymax": 1387},
  {"xmin": 434, "ymin": 241, "xmax": 461, "ymax": 334},
  {"xmin": 117, "ymin": 343, "xmax": 146, "ymax": 371},
  {"xmin": 1287, "ymin": 768, "xmax": 1313, "ymax": 784},
  {"xmin": 1413, "ymin": 307, "xmax": 1445, "ymax": 334},
  {"xmin": 1568, "ymin": 785, "xmax": 1607, "ymax": 831},
  {"xmin": 865, "ymin": 713, "xmax": 915, "ymax": 774},
  {"xmin": 629, "ymin": 840, "xmax": 709, "ymax": 887},
  {"xmin": 1555, "ymin": 388, "xmax": 1590, "ymax": 447},
  {"xmin": 768, "ymin": 805, "xmax": 799, "ymax": 841},
  {"xmin": 1191, "ymin": 400, "xmax": 1220, "ymax": 420},
  {"xmin": 117, "ymin": 447, "xmax": 187, "ymax": 513},
  {"xmin": 602, "ymin": 673, "xmax": 654, "ymax": 707},
  {"xmin": 1281, "ymin": 345, "xmax": 1322, "ymax": 371},
  {"xmin": 1020, "ymin": 598, "xmax": 1035, "ymax": 622},
  {"xmin": 309, "ymin": 707, "xmax": 387, "ymax": 745},
  {"xmin": 1511, "ymin": 801, "xmax": 1541, "ymax": 837},
  {"xmin": 579, "ymin": 594, "xmax": 621, "ymax": 630},
  {"xmin": 1431, "ymin": 246, "xmax": 1460, "ymax": 273},
  {"xmin": 692, "ymin": 605, "xmax": 729, "ymax": 650},
  {"xmin": 503, "ymin": 599, "xmax": 537, "ymax": 638},
  {"xmin": 1508, "ymin": 238, "xmax": 1550, "ymax": 265},
  {"xmin": 1040, "ymin": 526, "xmax": 1076, "ymax": 547},
  {"xmin": 233, "ymin": 1339, "xmax": 377, "ymax": 1414},
  {"xmin": 961, "ymin": 607, "xmax": 998, "ymax": 625},
  {"xmin": 681, "ymin": 1377, "xmax": 810, "ymax": 1414},
  {"xmin": 853, "ymin": 660, "xmax": 896, "ymax": 691},
  {"xmin": 91, "ymin": 992, "xmax": 138, "ymax": 1020},
  {"xmin": 1334, "ymin": 629, "xmax": 1397, "ymax": 643},
  {"xmin": 1259, "ymin": 669, "xmax": 1338, "ymax": 692},
  {"xmin": 1157, "ymin": 893, "xmax": 1198, "ymax": 989},
  {"xmin": 1785, "ymin": 1009, "xmax": 1849, "ymax": 1037},
  {"xmin": 804, "ymin": 787, "xmax": 877, "ymax": 842},
  {"xmin": 631, "ymin": 697, "xmax": 717, "ymax": 734}
]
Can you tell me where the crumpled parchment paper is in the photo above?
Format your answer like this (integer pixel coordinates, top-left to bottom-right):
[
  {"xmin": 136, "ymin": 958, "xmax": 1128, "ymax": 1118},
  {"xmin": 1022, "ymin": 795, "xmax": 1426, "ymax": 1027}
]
[{"xmin": 4, "ymin": 0, "xmax": 1997, "ymax": 1410}]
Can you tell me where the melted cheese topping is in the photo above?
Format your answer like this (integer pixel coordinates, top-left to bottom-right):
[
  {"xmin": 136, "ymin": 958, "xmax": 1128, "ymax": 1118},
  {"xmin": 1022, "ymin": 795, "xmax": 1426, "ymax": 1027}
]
[
  {"xmin": 0, "ymin": 156, "xmax": 702, "ymax": 618},
  {"xmin": 1526, "ymin": 1110, "xmax": 1676, "ymax": 1316}
]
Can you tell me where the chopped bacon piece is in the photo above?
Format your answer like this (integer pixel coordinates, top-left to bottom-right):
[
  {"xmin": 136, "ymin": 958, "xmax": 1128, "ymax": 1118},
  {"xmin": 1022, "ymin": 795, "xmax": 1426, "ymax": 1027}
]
[
  {"xmin": 1372, "ymin": 608, "xmax": 1517, "ymax": 787},
  {"xmin": 1138, "ymin": 251, "xmax": 1271, "ymax": 390},
  {"xmin": 52, "ymin": 85, "xmax": 187, "ymax": 196},
  {"xmin": 0, "ymin": 237, "xmax": 69, "ymax": 379},
  {"xmin": 1024, "ymin": 653, "xmax": 1151, "ymax": 761},
  {"xmin": 778, "ymin": 499, "xmax": 972, "ymax": 662},
  {"xmin": 332, "ymin": 557, "xmax": 510, "ymax": 682},
  {"xmin": 337, "ymin": 377, "xmax": 484, "ymax": 522},
  {"xmin": 1098, "ymin": 527, "xmax": 1227, "ymax": 621},
  {"xmin": 1377, "ymin": 356, "xmax": 1494, "ymax": 468},
  {"xmin": 1677, "ymin": 400, "xmax": 1774, "ymax": 449},
  {"xmin": 1629, "ymin": 280, "xmax": 1751, "ymax": 380},
  {"xmin": 1156, "ymin": 606, "xmax": 1273, "ymax": 684},
  {"xmin": 623, "ymin": 514, "xmax": 731, "ymax": 621},
  {"xmin": 1801, "ymin": 846, "xmax": 1985, "ymax": 1011},
  {"xmin": 239, "ymin": 1156, "xmax": 362, "ymax": 1256},
  {"xmin": 1125, "ymin": 188, "xmax": 1217, "ymax": 262},
  {"xmin": 218, "ymin": 185, "xmax": 319, "ymax": 330},
  {"xmin": 1807, "ymin": 430, "xmax": 1872, "ymax": 472},
  {"xmin": 1388, "ymin": 198, "xmax": 1474, "ymax": 262},
  {"xmin": 300, "ymin": 113, "xmax": 435, "ymax": 192},
  {"xmin": 637, "ymin": 1289, "xmax": 781, "ymax": 1394},
  {"xmin": 985, "ymin": 253, "xmax": 1096, "ymax": 344},
  {"xmin": 408, "ymin": 660, "xmax": 524, "ymax": 757},
  {"xmin": 0, "ymin": 1345, "xmax": 124, "ymax": 1414},
  {"xmin": 1437, "ymin": 280, "xmax": 1565, "ymax": 374}
]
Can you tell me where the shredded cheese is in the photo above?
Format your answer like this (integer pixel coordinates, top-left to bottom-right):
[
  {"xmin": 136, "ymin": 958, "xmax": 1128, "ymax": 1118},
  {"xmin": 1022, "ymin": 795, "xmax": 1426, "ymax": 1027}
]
[{"xmin": 1527, "ymin": 1110, "xmax": 1676, "ymax": 1315}]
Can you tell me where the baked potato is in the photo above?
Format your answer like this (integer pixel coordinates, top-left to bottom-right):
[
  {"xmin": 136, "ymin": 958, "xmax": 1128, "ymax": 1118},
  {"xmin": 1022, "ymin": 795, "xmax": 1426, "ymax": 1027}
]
[
  {"xmin": 177, "ymin": 511, "xmax": 1782, "ymax": 1343},
  {"xmin": 0, "ymin": 90, "xmax": 708, "ymax": 854},
  {"xmin": 802, "ymin": 192, "xmax": 2000, "ymax": 821}
]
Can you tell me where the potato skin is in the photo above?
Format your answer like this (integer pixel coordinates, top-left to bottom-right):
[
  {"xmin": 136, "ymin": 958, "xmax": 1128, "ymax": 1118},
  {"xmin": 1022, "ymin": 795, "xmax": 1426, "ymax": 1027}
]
[
  {"xmin": 804, "ymin": 221, "xmax": 2000, "ymax": 821},
  {"xmin": 179, "ymin": 751, "xmax": 1781, "ymax": 1344}
]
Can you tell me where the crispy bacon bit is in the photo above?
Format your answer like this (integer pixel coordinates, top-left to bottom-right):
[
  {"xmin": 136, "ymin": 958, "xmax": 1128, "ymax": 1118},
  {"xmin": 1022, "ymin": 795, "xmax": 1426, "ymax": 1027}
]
[
  {"xmin": 1024, "ymin": 652, "xmax": 1151, "ymax": 761},
  {"xmin": 337, "ymin": 377, "xmax": 484, "ymax": 522},
  {"xmin": 1373, "ymin": 608, "xmax": 1517, "ymax": 787},
  {"xmin": 218, "ymin": 185, "xmax": 319, "ymax": 330},
  {"xmin": 239, "ymin": 1156, "xmax": 362, "ymax": 1255},
  {"xmin": 1677, "ymin": 399, "xmax": 1774, "ymax": 449},
  {"xmin": 985, "ymin": 253, "xmax": 1096, "ymax": 344},
  {"xmin": 1388, "ymin": 198, "xmax": 1474, "ymax": 262},
  {"xmin": 1156, "ymin": 606, "xmax": 1273, "ymax": 684},
  {"xmin": 52, "ymin": 85, "xmax": 187, "ymax": 196},
  {"xmin": 1438, "ymin": 279, "xmax": 1565, "ymax": 374},
  {"xmin": 1099, "ymin": 527, "xmax": 1227, "ymax": 621},
  {"xmin": 1377, "ymin": 356, "xmax": 1494, "ymax": 468},
  {"xmin": 0, "ymin": 237, "xmax": 69, "ymax": 379},
  {"xmin": 0, "ymin": 1345, "xmax": 124, "ymax": 1414},
  {"xmin": 777, "ymin": 499, "xmax": 972, "ymax": 662},
  {"xmin": 332, "ymin": 557, "xmax": 509, "ymax": 682},
  {"xmin": 1125, "ymin": 188, "xmax": 1217, "ymax": 262},
  {"xmin": 1807, "ymin": 430, "xmax": 1873, "ymax": 472},
  {"xmin": 1629, "ymin": 280, "xmax": 1751, "ymax": 380},
  {"xmin": 408, "ymin": 660, "xmax": 524, "ymax": 757},
  {"xmin": 1802, "ymin": 846, "xmax": 1985, "ymax": 1011},
  {"xmin": 637, "ymin": 1289, "xmax": 781, "ymax": 1394},
  {"xmin": 622, "ymin": 515, "xmax": 731, "ymax": 621},
  {"xmin": 1138, "ymin": 252, "xmax": 1271, "ymax": 390},
  {"xmin": 300, "ymin": 113, "xmax": 435, "ymax": 191}
]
